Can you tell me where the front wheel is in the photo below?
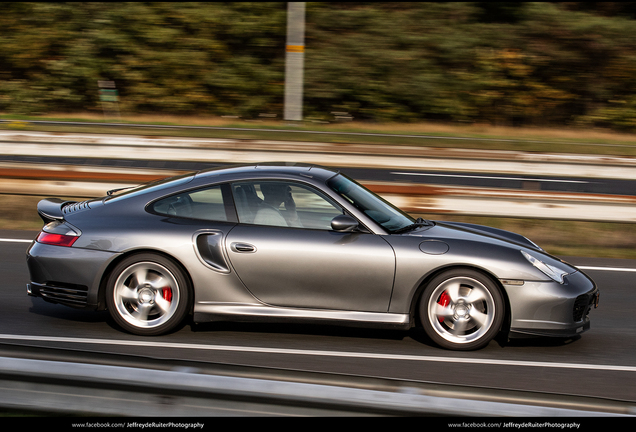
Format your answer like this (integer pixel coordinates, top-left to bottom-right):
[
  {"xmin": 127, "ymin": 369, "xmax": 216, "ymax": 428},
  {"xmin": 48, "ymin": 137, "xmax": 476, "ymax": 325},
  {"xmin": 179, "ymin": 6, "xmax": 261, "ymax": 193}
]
[
  {"xmin": 106, "ymin": 254, "xmax": 190, "ymax": 336},
  {"xmin": 419, "ymin": 269, "xmax": 504, "ymax": 350}
]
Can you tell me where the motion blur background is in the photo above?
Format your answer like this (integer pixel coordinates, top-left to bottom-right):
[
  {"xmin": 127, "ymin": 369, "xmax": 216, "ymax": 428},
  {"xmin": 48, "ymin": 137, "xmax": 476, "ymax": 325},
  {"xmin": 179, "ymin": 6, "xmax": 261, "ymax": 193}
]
[
  {"xmin": 1, "ymin": 2, "xmax": 636, "ymax": 258},
  {"xmin": 2, "ymin": 3, "xmax": 636, "ymax": 418},
  {"xmin": 2, "ymin": 2, "xmax": 636, "ymax": 127}
]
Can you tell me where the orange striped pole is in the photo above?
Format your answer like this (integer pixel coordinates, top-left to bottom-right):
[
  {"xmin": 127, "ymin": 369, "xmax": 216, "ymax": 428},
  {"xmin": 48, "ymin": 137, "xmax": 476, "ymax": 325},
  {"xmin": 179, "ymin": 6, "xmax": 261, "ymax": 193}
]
[{"xmin": 284, "ymin": 2, "xmax": 305, "ymax": 121}]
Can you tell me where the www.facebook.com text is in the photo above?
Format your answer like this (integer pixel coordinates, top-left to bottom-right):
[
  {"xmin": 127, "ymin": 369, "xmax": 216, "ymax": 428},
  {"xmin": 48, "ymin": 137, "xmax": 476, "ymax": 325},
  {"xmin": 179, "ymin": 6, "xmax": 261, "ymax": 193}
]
[{"xmin": 448, "ymin": 422, "xmax": 581, "ymax": 429}]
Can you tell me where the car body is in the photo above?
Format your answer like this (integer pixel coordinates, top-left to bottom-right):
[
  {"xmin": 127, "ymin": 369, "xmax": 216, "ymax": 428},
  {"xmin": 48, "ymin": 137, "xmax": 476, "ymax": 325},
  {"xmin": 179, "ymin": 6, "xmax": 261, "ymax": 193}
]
[{"xmin": 26, "ymin": 163, "xmax": 599, "ymax": 350}]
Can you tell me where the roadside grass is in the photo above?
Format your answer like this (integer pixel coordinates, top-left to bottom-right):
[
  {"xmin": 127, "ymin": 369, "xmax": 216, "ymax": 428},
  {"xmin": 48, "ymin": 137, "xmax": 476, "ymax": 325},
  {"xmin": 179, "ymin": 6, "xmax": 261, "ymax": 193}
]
[
  {"xmin": 2, "ymin": 113, "xmax": 636, "ymax": 157},
  {"xmin": 2, "ymin": 195, "xmax": 634, "ymax": 259},
  {"xmin": 0, "ymin": 195, "xmax": 76, "ymax": 231}
]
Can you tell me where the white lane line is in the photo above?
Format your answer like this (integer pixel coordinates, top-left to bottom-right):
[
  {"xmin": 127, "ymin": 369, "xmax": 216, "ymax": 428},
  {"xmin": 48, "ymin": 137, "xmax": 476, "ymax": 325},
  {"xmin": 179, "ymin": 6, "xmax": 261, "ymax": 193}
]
[
  {"xmin": 391, "ymin": 171, "xmax": 589, "ymax": 184},
  {"xmin": 1, "ymin": 334, "xmax": 635, "ymax": 373},
  {"xmin": 578, "ymin": 266, "xmax": 636, "ymax": 273},
  {"xmin": 0, "ymin": 238, "xmax": 33, "ymax": 243}
]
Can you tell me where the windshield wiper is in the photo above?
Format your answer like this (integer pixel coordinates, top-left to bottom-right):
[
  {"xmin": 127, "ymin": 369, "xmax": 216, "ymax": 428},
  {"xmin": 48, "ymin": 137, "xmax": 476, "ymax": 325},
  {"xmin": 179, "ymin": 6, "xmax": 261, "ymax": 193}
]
[{"xmin": 392, "ymin": 217, "xmax": 433, "ymax": 234}]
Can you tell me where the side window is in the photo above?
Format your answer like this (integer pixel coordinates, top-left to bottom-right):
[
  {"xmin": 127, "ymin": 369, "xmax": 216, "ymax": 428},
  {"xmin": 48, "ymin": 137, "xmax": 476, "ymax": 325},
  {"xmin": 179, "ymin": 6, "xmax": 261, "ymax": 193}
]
[
  {"xmin": 231, "ymin": 181, "xmax": 343, "ymax": 230},
  {"xmin": 152, "ymin": 185, "xmax": 230, "ymax": 222}
]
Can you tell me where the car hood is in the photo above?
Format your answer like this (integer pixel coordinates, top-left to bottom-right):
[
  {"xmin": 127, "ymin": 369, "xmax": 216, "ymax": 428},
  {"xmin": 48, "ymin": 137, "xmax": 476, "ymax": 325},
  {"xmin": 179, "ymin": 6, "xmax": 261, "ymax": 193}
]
[
  {"xmin": 432, "ymin": 221, "xmax": 541, "ymax": 250},
  {"xmin": 397, "ymin": 220, "xmax": 580, "ymax": 278}
]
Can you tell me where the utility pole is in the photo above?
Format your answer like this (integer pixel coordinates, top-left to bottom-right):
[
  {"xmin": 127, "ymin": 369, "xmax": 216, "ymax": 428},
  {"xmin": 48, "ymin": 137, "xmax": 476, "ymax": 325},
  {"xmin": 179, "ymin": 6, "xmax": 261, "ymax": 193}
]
[{"xmin": 284, "ymin": 2, "xmax": 305, "ymax": 121}]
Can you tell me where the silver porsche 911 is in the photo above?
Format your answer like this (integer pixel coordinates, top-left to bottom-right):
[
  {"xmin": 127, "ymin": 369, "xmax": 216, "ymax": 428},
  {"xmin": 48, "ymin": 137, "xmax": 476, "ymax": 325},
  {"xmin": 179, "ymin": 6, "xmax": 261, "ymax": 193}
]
[{"xmin": 26, "ymin": 163, "xmax": 599, "ymax": 350}]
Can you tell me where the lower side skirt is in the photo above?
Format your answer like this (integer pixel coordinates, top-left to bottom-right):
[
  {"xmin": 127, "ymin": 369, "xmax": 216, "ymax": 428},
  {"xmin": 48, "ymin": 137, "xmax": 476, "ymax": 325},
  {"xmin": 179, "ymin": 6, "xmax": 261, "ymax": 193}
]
[{"xmin": 193, "ymin": 303, "xmax": 411, "ymax": 330}]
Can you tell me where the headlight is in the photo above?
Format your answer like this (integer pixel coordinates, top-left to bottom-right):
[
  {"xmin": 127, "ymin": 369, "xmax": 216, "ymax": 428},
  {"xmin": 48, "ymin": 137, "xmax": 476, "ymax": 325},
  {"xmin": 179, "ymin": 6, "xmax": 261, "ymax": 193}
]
[{"xmin": 521, "ymin": 250, "xmax": 570, "ymax": 284}]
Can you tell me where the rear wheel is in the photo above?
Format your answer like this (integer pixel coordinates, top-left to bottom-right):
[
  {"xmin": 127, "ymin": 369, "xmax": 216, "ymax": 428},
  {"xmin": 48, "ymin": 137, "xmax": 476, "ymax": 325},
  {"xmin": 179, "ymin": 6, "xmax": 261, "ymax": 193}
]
[
  {"xmin": 419, "ymin": 269, "xmax": 504, "ymax": 350},
  {"xmin": 106, "ymin": 254, "xmax": 190, "ymax": 335}
]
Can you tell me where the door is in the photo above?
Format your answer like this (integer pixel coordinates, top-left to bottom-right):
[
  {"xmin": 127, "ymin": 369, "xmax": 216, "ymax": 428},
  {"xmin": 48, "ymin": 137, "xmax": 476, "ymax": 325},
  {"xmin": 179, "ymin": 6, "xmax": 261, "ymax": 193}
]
[{"xmin": 226, "ymin": 180, "xmax": 396, "ymax": 312}]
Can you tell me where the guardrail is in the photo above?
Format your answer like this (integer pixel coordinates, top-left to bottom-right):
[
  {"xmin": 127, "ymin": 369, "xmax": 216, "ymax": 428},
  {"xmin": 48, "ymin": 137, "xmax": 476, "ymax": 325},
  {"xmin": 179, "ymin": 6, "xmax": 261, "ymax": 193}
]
[
  {"xmin": 1, "ymin": 130, "xmax": 636, "ymax": 222},
  {"xmin": 0, "ymin": 355, "xmax": 633, "ymax": 417},
  {"xmin": 2, "ymin": 164, "xmax": 636, "ymax": 223}
]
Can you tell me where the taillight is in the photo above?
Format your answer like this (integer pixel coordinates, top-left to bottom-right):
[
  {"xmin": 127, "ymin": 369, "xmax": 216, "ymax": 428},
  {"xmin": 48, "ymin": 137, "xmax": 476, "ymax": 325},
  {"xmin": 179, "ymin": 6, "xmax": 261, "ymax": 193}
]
[
  {"xmin": 37, "ymin": 232, "xmax": 79, "ymax": 247},
  {"xmin": 36, "ymin": 220, "xmax": 82, "ymax": 247}
]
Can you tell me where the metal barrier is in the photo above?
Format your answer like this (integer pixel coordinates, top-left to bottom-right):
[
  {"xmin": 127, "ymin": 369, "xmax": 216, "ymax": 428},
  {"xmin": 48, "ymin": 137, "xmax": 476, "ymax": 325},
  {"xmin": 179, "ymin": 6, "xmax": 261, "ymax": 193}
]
[
  {"xmin": 0, "ymin": 355, "xmax": 631, "ymax": 417},
  {"xmin": 1, "ymin": 130, "xmax": 636, "ymax": 222}
]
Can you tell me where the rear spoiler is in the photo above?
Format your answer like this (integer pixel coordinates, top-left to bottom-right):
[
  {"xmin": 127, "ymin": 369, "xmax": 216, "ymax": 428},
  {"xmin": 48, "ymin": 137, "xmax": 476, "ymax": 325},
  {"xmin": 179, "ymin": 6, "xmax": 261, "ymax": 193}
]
[{"xmin": 37, "ymin": 198, "xmax": 76, "ymax": 224}]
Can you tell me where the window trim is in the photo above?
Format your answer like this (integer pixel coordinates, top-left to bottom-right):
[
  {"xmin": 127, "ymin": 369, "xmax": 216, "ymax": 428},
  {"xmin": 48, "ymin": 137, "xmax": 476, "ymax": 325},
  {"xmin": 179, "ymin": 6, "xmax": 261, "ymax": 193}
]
[
  {"xmin": 230, "ymin": 179, "xmax": 354, "ymax": 231},
  {"xmin": 145, "ymin": 183, "xmax": 238, "ymax": 223}
]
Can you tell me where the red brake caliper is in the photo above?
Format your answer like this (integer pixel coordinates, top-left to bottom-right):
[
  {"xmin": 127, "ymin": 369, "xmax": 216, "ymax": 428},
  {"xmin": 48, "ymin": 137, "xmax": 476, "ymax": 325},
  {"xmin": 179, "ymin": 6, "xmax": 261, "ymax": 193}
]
[
  {"xmin": 438, "ymin": 291, "xmax": 450, "ymax": 323},
  {"xmin": 161, "ymin": 287, "xmax": 172, "ymax": 303}
]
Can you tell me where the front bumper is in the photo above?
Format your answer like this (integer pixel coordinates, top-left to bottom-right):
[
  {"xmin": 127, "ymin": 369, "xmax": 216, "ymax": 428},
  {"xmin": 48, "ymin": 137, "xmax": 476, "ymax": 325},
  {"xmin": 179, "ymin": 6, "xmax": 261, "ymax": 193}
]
[{"xmin": 504, "ymin": 270, "xmax": 599, "ymax": 339}]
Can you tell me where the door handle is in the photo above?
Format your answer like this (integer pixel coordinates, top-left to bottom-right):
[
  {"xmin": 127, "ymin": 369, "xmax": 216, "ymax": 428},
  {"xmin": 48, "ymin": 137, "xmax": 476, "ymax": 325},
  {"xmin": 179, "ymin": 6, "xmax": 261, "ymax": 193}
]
[{"xmin": 231, "ymin": 242, "xmax": 256, "ymax": 253}]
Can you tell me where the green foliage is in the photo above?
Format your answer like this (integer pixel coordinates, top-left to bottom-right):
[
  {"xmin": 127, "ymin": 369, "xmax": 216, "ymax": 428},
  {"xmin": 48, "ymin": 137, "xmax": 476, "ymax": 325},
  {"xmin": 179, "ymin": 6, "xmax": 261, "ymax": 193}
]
[
  {"xmin": 0, "ymin": 2, "xmax": 286, "ymax": 117},
  {"xmin": 473, "ymin": 2, "xmax": 527, "ymax": 23},
  {"xmin": 2, "ymin": 2, "xmax": 636, "ymax": 130}
]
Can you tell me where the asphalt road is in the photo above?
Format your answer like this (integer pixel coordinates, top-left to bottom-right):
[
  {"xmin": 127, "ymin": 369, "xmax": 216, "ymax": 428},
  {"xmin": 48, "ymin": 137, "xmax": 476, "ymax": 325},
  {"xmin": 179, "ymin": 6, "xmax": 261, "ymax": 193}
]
[{"xmin": 1, "ymin": 230, "xmax": 635, "ymax": 405}]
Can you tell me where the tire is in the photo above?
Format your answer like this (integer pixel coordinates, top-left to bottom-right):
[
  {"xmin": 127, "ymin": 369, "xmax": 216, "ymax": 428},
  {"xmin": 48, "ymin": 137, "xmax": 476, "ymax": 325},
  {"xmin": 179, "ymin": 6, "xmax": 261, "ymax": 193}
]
[
  {"xmin": 419, "ymin": 269, "xmax": 504, "ymax": 350},
  {"xmin": 106, "ymin": 254, "xmax": 190, "ymax": 336}
]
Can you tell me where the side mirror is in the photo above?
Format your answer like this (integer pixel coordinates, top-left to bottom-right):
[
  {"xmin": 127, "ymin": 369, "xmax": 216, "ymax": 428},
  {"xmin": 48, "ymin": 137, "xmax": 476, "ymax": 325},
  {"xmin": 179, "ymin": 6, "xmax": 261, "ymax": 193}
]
[{"xmin": 331, "ymin": 214, "xmax": 359, "ymax": 232}]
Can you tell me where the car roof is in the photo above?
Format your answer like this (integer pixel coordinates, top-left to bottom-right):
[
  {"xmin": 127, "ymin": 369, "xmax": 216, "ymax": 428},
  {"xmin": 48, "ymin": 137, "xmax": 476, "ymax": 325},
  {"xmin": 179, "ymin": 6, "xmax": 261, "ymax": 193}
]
[
  {"xmin": 194, "ymin": 162, "xmax": 340, "ymax": 182},
  {"xmin": 104, "ymin": 163, "xmax": 341, "ymax": 205}
]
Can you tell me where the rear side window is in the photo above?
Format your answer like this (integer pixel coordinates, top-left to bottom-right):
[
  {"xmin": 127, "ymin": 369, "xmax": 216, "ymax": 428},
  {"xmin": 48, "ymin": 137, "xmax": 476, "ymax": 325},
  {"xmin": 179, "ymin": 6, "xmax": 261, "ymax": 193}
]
[{"xmin": 151, "ymin": 185, "xmax": 233, "ymax": 222}]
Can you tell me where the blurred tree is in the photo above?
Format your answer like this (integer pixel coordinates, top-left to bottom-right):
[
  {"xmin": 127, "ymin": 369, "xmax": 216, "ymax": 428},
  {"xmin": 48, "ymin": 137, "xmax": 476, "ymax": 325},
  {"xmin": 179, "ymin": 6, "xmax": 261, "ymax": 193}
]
[
  {"xmin": 0, "ymin": 2, "xmax": 287, "ymax": 117},
  {"xmin": 2, "ymin": 2, "xmax": 636, "ymax": 130},
  {"xmin": 0, "ymin": 3, "xmax": 98, "ymax": 114},
  {"xmin": 518, "ymin": 3, "xmax": 636, "ymax": 127},
  {"xmin": 474, "ymin": 2, "xmax": 527, "ymax": 23},
  {"xmin": 91, "ymin": 2, "xmax": 286, "ymax": 117},
  {"xmin": 556, "ymin": 2, "xmax": 636, "ymax": 19}
]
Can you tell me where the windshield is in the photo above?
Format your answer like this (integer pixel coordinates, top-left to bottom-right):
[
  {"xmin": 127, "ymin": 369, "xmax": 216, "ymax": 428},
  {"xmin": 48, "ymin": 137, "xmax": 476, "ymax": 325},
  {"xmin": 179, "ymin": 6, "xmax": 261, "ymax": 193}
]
[{"xmin": 327, "ymin": 174, "xmax": 415, "ymax": 233}]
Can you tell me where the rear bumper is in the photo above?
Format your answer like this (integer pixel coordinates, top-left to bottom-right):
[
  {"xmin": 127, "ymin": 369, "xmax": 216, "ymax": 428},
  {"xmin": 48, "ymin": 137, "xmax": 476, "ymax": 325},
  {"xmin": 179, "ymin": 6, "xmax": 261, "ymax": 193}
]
[
  {"xmin": 27, "ymin": 281, "xmax": 89, "ymax": 308},
  {"xmin": 26, "ymin": 241, "xmax": 118, "ymax": 309}
]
